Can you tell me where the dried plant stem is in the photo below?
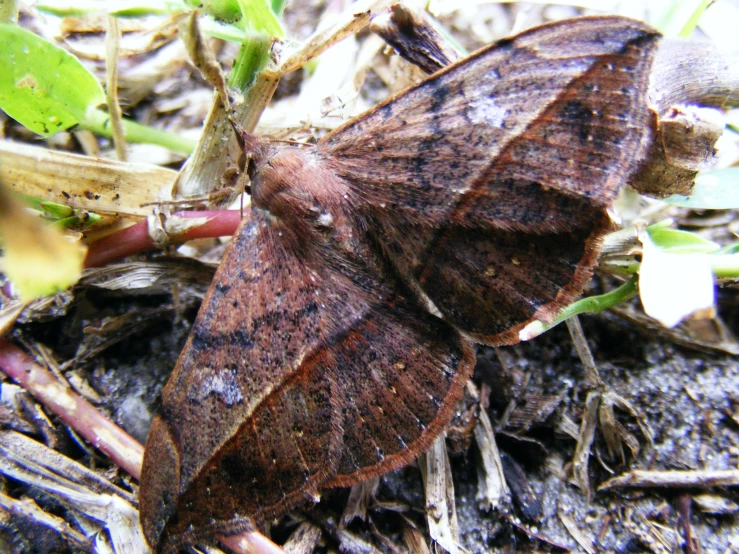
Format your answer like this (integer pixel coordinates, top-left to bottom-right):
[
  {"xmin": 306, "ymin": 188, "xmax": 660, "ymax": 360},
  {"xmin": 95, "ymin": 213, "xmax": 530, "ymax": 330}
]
[
  {"xmin": 172, "ymin": 0, "xmax": 395, "ymax": 203},
  {"xmin": 559, "ymin": 508, "xmax": 596, "ymax": 554},
  {"xmin": 0, "ymin": 339, "xmax": 143, "ymax": 478},
  {"xmin": 571, "ymin": 391, "xmax": 600, "ymax": 502},
  {"xmin": 106, "ymin": 15, "xmax": 127, "ymax": 161},
  {"xmin": 0, "ymin": 491, "xmax": 92, "ymax": 550},
  {"xmin": 171, "ymin": 40, "xmax": 278, "ymax": 202},
  {"xmin": 473, "ymin": 400, "xmax": 509, "ymax": 510},
  {"xmin": 599, "ymin": 468, "xmax": 739, "ymax": 490},
  {"xmin": 566, "ymin": 316, "xmax": 602, "ymax": 387},
  {"xmin": 0, "ymin": 140, "xmax": 176, "ymax": 217}
]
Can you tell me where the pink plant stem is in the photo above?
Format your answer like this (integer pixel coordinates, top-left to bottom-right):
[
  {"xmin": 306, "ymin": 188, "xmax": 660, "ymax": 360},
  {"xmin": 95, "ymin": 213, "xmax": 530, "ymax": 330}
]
[
  {"xmin": 0, "ymin": 339, "xmax": 144, "ymax": 478},
  {"xmin": 84, "ymin": 219, "xmax": 152, "ymax": 269},
  {"xmin": 84, "ymin": 210, "xmax": 243, "ymax": 268},
  {"xmin": 219, "ymin": 532, "xmax": 287, "ymax": 554}
]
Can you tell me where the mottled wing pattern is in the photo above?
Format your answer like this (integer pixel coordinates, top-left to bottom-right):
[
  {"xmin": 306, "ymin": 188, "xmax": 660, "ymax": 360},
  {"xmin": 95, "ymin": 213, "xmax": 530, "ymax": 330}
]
[
  {"xmin": 140, "ymin": 206, "xmax": 475, "ymax": 552},
  {"xmin": 319, "ymin": 17, "xmax": 660, "ymax": 344}
]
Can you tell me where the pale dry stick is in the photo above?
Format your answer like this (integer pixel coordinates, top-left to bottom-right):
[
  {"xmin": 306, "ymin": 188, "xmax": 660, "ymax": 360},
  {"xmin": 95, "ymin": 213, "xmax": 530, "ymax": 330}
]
[
  {"xmin": 273, "ymin": 0, "xmax": 395, "ymax": 76},
  {"xmin": 570, "ymin": 391, "xmax": 600, "ymax": 502},
  {"xmin": 402, "ymin": 522, "xmax": 432, "ymax": 554},
  {"xmin": 181, "ymin": 11, "xmax": 230, "ymax": 111},
  {"xmin": 0, "ymin": 491, "xmax": 92, "ymax": 550},
  {"xmin": 558, "ymin": 508, "xmax": 596, "ymax": 554},
  {"xmin": 566, "ymin": 316, "xmax": 603, "ymax": 388},
  {"xmin": 341, "ymin": 478, "xmax": 379, "ymax": 525},
  {"xmin": 1, "ymin": 430, "xmax": 137, "ymax": 504},
  {"xmin": 599, "ymin": 468, "xmax": 739, "ymax": 490},
  {"xmin": 0, "ymin": 300, "xmax": 24, "ymax": 336},
  {"xmin": 471, "ymin": 382, "xmax": 510, "ymax": 510},
  {"xmin": 169, "ymin": 59, "xmax": 278, "ymax": 202},
  {"xmin": 566, "ymin": 317, "xmax": 602, "ymax": 501},
  {"xmin": 692, "ymin": 493, "xmax": 739, "ymax": 514},
  {"xmin": 106, "ymin": 15, "xmax": 128, "ymax": 161},
  {"xmin": 422, "ymin": 433, "xmax": 460, "ymax": 554},
  {"xmin": 334, "ymin": 527, "xmax": 382, "ymax": 554},
  {"xmin": 0, "ymin": 439, "xmax": 147, "ymax": 552},
  {"xmin": 281, "ymin": 521, "xmax": 323, "ymax": 554}
]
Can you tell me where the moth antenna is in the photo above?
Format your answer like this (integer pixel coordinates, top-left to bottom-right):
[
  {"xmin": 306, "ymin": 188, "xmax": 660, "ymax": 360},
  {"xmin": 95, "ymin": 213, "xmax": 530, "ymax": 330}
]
[{"xmin": 266, "ymin": 138, "xmax": 312, "ymax": 148}]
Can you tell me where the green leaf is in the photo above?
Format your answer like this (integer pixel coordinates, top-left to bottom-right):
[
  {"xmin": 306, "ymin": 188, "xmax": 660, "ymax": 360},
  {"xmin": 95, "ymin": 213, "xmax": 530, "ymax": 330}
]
[
  {"xmin": 270, "ymin": 0, "xmax": 287, "ymax": 17},
  {"xmin": 39, "ymin": 200, "xmax": 74, "ymax": 219},
  {"xmin": 715, "ymin": 242, "xmax": 739, "ymax": 255},
  {"xmin": 0, "ymin": 23, "xmax": 105, "ymax": 136},
  {"xmin": 203, "ymin": 0, "xmax": 242, "ymax": 23},
  {"xmin": 18, "ymin": 194, "xmax": 102, "ymax": 229},
  {"xmin": 235, "ymin": 0, "xmax": 283, "ymax": 36},
  {"xmin": 710, "ymin": 254, "xmax": 739, "ymax": 279},
  {"xmin": 647, "ymin": 227, "xmax": 720, "ymax": 254},
  {"xmin": 664, "ymin": 168, "xmax": 739, "ymax": 209},
  {"xmin": 36, "ymin": 0, "xmax": 187, "ymax": 17},
  {"xmin": 197, "ymin": 16, "xmax": 248, "ymax": 43}
]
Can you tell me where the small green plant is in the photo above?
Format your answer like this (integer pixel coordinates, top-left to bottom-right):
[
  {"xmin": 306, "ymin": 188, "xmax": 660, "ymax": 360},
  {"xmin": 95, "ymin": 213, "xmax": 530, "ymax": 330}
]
[{"xmin": 0, "ymin": 0, "xmax": 286, "ymax": 152}]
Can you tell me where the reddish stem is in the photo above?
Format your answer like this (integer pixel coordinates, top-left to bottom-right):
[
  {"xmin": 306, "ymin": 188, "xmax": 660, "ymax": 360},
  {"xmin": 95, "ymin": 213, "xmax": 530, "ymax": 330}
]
[
  {"xmin": 0, "ymin": 339, "xmax": 144, "ymax": 478},
  {"xmin": 219, "ymin": 531, "xmax": 287, "ymax": 554},
  {"xmin": 84, "ymin": 219, "xmax": 152, "ymax": 268},
  {"xmin": 84, "ymin": 210, "xmax": 243, "ymax": 268}
]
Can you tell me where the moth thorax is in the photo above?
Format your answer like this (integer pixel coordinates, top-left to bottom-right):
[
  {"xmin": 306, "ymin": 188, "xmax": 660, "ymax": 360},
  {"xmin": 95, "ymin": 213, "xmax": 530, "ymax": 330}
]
[{"xmin": 253, "ymin": 147, "xmax": 350, "ymax": 223}]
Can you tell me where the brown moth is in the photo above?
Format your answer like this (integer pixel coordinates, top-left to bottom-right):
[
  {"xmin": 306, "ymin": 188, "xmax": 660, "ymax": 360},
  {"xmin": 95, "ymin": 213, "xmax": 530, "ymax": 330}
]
[{"xmin": 140, "ymin": 16, "xmax": 661, "ymax": 552}]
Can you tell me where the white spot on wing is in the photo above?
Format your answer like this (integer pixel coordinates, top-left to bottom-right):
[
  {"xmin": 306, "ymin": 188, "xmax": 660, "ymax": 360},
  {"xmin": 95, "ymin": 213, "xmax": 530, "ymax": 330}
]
[
  {"xmin": 467, "ymin": 96, "xmax": 507, "ymax": 127},
  {"xmin": 201, "ymin": 369, "xmax": 244, "ymax": 406}
]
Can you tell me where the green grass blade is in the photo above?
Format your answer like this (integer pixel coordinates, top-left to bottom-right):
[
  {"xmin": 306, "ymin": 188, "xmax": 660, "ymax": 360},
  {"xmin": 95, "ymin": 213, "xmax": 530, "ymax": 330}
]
[
  {"xmin": 83, "ymin": 108, "xmax": 196, "ymax": 153},
  {"xmin": 520, "ymin": 277, "xmax": 640, "ymax": 340},
  {"xmin": 235, "ymin": 0, "xmax": 283, "ymax": 36},
  {"xmin": 35, "ymin": 0, "xmax": 187, "ymax": 17},
  {"xmin": 647, "ymin": 227, "xmax": 720, "ymax": 254},
  {"xmin": 270, "ymin": 0, "xmax": 287, "ymax": 17}
]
